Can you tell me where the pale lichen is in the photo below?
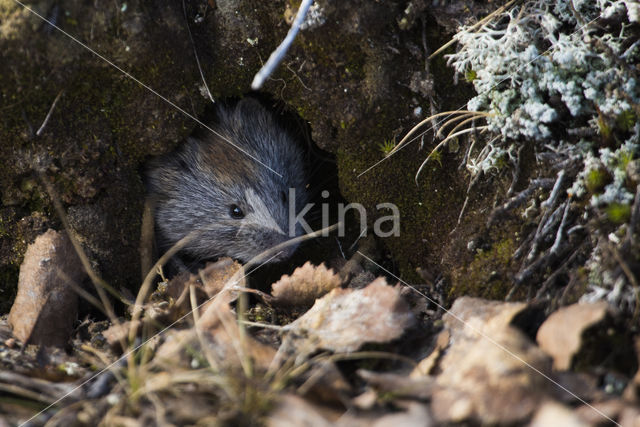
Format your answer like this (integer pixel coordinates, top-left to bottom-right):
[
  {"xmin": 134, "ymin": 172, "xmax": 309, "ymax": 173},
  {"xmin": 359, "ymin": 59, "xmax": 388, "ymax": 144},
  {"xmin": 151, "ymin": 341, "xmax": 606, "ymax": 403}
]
[{"xmin": 442, "ymin": 0, "xmax": 640, "ymax": 309}]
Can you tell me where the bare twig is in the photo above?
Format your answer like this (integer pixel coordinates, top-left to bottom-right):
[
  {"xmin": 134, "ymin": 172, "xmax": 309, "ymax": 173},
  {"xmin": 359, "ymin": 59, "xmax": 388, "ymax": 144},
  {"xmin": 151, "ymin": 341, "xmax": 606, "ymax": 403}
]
[
  {"xmin": 506, "ymin": 145, "xmax": 526, "ymax": 197},
  {"xmin": 541, "ymin": 170, "xmax": 566, "ymax": 210},
  {"xmin": 488, "ymin": 178, "xmax": 554, "ymax": 225},
  {"xmin": 534, "ymin": 241, "xmax": 586, "ymax": 300},
  {"xmin": 611, "ymin": 245, "xmax": 640, "ymax": 320},
  {"xmin": 251, "ymin": 0, "xmax": 313, "ymax": 90},
  {"xmin": 550, "ymin": 200, "xmax": 571, "ymax": 255},
  {"xmin": 526, "ymin": 203, "xmax": 564, "ymax": 263},
  {"xmin": 36, "ymin": 90, "xmax": 63, "ymax": 136}
]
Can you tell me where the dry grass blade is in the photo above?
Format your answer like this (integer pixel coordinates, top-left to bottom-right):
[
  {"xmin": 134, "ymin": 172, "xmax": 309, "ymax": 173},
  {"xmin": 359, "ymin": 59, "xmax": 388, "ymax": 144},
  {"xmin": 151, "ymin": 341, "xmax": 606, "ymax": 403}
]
[
  {"xmin": 428, "ymin": 0, "xmax": 522, "ymax": 59},
  {"xmin": 390, "ymin": 110, "xmax": 490, "ymax": 158},
  {"xmin": 39, "ymin": 176, "xmax": 129, "ymax": 354},
  {"xmin": 40, "ymin": 177, "xmax": 124, "ymax": 313},
  {"xmin": 437, "ymin": 113, "xmax": 486, "ymax": 141},
  {"xmin": 130, "ymin": 231, "xmax": 196, "ymax": 343},
  {"xmin": 415, "ymin": 126, "xmax": 488, "ymax": 183}
]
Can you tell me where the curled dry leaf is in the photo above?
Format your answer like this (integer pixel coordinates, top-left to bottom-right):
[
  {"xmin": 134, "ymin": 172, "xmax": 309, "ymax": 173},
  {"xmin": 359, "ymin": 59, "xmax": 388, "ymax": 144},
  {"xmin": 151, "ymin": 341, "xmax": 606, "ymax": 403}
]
[
  {"xmin": 530, "ymin": 401, "xmax": 585, "ymax": 427},
  {"xmin": 198, "ymin": 257, "xmax": 243, "ymax": 297},
  {"xmin": 431, "ymin": 297, "xmax": 552, "ymax": 425},
  {"xmin": 357, "ymin": 370, "xmax": 435, "ymax": 400},
  {"xmin": 536, "ymin": 301, "xmax": 610, "ymax": 371},
  {"xmin": 271, "ymin": 261, "xmax": 342, "ymax": 306},
  {"xmin": 103, "ymin": 320, "xmax": 142, "ymax": 348},
  {"xmin": 285, "ymin": 278, "xmax": 414, "ymax": 356},
  {"xmin": 411, "ymin": 329, "xmax": 450, "ymax": 378},
  {"xmin": 163, "ymin": 257, "xmax": 242, "ymax": 302},
  {"xmin": 267, "ymin": 394, "xmax": 335, "ymax": 427}
]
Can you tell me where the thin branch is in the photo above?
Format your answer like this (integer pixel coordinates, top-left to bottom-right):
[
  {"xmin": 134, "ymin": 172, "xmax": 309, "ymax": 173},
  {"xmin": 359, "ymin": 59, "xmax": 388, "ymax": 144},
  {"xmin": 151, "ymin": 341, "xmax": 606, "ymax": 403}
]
[
  {"xmin": 251, "ymin": 0, "xmax": 313, "ymax": 90},
  {"xmin": 36, "ymin": 90, "xmax": 63, "ymax": 136}
]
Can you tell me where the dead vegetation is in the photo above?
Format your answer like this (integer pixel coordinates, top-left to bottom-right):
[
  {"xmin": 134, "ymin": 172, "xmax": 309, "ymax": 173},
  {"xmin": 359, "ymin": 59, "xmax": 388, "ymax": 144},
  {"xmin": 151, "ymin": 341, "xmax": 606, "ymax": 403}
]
[{"xmin": 1, "ymin": 220, "xmax": 640, "ymax": 426}]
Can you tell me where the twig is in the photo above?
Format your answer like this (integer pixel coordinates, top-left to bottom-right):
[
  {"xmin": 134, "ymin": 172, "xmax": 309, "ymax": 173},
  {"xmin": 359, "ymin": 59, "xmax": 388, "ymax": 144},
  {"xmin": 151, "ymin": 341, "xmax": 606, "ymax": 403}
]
[
  {"xmin": 514, "ymin": 229, "xmax": 536, "ymax": 259},
  {"xmin": 541, "ymin": 170, "xmax": 565, "ymax": 210},
  {"xmin": 611, "ymin": 245, "xmax": 640, "ymax": 320},
  {"xmin": 488, "ymin": 178, "xmax": 554, "ymax": 225},
  {"xmin": 36, "ymin": 90, "xmax": 63, "ymax": 136},
  {"xmin": 550, "ymin": 200, "xmax": 571, "ymax": 255},
  {"xmin": 534, "ymin": 241, "xmax": 586, "ymax": 300},
  {"xmin": 251, "ymin": 0, "xmax": 313, "ymax": 90},
  {"xmin": 526, "ymin": 202, "xmax": 564, "ymax": 262},
  {"xmin": 506, "ymin": 145, "xmax": 526, "ymax": 197}
]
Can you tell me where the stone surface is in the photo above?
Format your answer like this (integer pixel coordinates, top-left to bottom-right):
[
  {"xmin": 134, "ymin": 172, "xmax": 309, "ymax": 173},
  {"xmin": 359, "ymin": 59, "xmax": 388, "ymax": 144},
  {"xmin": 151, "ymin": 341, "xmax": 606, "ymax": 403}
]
[{"xmin": 8, "ymin": 229, "xmax": 85, "ymax": 347}]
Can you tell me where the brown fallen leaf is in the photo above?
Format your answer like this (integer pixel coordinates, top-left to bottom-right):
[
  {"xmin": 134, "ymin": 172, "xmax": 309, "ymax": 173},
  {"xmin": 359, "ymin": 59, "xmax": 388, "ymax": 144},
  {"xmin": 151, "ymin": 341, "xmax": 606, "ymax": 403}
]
[
  {"xmin": 411, "ymin": 329, "xmax": 450, "ymax": 378},
  {"xmin": 284, "ymin": 278, "xmax": 414, "ymax": 356},
  {"xmin": 103, "ymin": 320, "xmax": 142, "ymax": 348},
  {"xmin": 357, "ymin": 370, "xmax": 435, "ymax": 400},
  {"xmin": 431, "ymin": 297, "xmax": 552, "ymax": 425},
  {"xmin": 154, "ymin": 300, "xmax": 277, "ymax": 373},
  {"xmin": 573, "ymin": 399, "xmax": 625, "ymax": 425},
  {"xmin": 536, "ymin": 301, "xmax": 610, "ymax": 371},
  {"xmin": 530, "ymin": 401, "xmax": 586, "ymax": 427},
  {"xmin": 199, "ymin": 257, "xmax": 243, "ymax": 297},
  {"xmin": 619, "ymin": 407, "xmax": 640, "ymax": 426},
  {"xmin": 267, "ymin": 394, "xmax": 336, "ymax": 427},
  {"xmin": 162, "ymin": 257, "xmax": 242, "ymax": 305},
  {"xmin": 8, "ymin": 229, "xmax": 85, "ymax": 347},
  {"xmin": 271, "ymin": 262, "xmax": 341, "ymax": 306}
]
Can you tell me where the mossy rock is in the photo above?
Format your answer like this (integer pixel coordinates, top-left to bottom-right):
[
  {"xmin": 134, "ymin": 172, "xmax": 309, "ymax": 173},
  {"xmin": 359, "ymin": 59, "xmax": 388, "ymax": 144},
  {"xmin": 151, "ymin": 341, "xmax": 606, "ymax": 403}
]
[{"xmin": 0, "ymin": 0, "xmax": 511, "ymax": 309}]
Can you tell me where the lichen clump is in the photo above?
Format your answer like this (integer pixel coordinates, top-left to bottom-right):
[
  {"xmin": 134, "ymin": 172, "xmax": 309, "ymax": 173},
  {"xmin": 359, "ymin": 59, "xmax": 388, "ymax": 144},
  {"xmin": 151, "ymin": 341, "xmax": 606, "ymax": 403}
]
[{"xmin": 444, "ymin": 0, "xmax": 640, "ymax": 310}]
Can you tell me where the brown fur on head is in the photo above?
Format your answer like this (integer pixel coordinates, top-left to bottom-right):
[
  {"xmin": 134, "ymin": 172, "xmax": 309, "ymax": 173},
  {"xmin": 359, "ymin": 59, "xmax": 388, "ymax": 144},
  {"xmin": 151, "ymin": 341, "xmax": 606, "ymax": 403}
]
[{"xmin": 146, "ymin": 98, "xmax": 307, "ymax": 266}]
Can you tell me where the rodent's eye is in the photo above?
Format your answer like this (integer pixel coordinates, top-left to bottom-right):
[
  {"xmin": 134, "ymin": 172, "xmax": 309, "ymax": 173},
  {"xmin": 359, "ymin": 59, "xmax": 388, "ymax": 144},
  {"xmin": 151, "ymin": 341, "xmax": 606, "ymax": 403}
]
[
  {"xmin": 229, "ymin": 204, "xmax": 245, "ymax": 219},
  {"xmin": 281, "ymin": 190, "xmax": 287, "ymax": 205}
]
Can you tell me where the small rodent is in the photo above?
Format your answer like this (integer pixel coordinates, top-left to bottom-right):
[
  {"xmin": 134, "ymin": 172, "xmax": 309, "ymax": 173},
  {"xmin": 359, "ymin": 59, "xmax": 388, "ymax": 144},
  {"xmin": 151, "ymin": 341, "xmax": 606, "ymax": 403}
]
[{"xmin": 146, "ymin": 97, "xmax": 308, "ymax": 266}]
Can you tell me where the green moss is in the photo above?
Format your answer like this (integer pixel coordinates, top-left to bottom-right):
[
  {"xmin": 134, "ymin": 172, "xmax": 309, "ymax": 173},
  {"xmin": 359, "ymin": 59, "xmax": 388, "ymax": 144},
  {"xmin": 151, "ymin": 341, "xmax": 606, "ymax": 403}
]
[
  {"xmin": 450, "ymin": 237, "xmax": 518, "ymax": 300},
  {"xmin": 616, "ymin": 109, "xmax": 637, "ymax": 132},
  {"xmin": 377, "ymin": 139, "xmax": 396, "ymax": 155},
  {"xmin": 606, "ymin": 203, "xmax": 631, "ymax": 224},
  {"xmin": 465, "ymin": 69, "xmax": 477, "ymax": 82},
  {"xmin": 586, "ymin": 168, "xmax": 611, "ymax": 194}
]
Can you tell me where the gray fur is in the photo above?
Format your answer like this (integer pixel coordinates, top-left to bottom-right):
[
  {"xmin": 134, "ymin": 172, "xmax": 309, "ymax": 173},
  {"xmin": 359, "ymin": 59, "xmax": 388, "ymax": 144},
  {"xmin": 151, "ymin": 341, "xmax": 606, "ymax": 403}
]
[{"xmin": 146, "ymin": 98, "xmax": 307, "ymax": 264}]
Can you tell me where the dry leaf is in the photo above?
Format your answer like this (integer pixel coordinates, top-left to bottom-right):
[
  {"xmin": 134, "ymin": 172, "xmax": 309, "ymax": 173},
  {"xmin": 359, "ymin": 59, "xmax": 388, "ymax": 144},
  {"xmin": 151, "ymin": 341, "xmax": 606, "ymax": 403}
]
[
  {"xmin": 530, "ymin": 401, "xmax": 586, "ymax": 427},
  {"xmin": 199, "ymin": 257, "xmax": 243, "ymax": 297},
  {"xmin": 103, "ymin": 320, "xmax": 142, "ymax": 348},
  {"xmin": 357, "ymin": 370, "xmax": 435, "ymax": 400},
  {"xmin": 285, "ymin": 278, "xmax": 413, "ymax": 356},
  {"xmin": 162, "ymin": 257, "xmax": 242, "ymax": 303},
  {"xmin": 432, "ymin": 297, "xmax": 552, "ymax": 424},
  {"xmin": 411, "ymin": 329, "xmax": 450, "ymax": 378},
  {"xmin": 267, "ymin": 394, "xmax": 336, "ymax": 427},
  {"xmin": 536, "ymin": 302, "xmax": 610, "ymax": 370},
  {"xmin": 272, "ymin": 262, "xmax": 341, "ymax": 306}
]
